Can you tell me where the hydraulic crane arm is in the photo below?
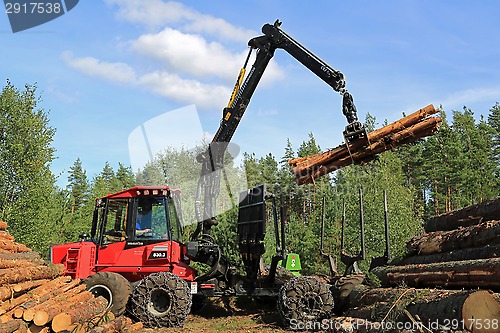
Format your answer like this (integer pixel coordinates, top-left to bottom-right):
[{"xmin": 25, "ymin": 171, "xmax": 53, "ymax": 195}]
[{"xmin": 191, "ymin": 20, "xmax": 365, "ymax": 240}]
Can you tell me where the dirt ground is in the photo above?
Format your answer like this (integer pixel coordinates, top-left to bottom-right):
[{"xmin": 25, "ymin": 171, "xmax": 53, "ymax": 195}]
[{"xmin": 140, "ymin": 297, "xmax": 289, "ymax": 333}]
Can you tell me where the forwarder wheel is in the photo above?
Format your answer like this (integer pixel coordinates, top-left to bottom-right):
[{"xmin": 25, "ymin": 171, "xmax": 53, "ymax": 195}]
[
  {"xmin": 128, "ymin": 272, "xmax": 192, "ymax": 328},
  {"xmin": 85, "ymin": 272, "xmax": 132, "ymax": 316},
  {"xmin": 332, "ymin": 274, "xmax": 365, "ymax": 312},
  {"xmin": 278, "ymin": 276, "xmax": 334, "ymax": 328}
]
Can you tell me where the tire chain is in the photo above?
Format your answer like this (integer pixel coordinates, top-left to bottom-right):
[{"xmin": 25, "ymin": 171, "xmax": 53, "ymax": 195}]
[
  {"xmin": 128, "ymin": 272, "xmax": 192, "ymax": 328},
  {"xmin": 278, "ymin": 276, "xmax": 334, "ymax": 325}
]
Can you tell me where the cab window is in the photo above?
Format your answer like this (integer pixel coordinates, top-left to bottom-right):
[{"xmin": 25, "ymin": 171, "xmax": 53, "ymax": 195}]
[{"xmin": 134, "ymin": 197, "xmax": 169, "ymax": 240}]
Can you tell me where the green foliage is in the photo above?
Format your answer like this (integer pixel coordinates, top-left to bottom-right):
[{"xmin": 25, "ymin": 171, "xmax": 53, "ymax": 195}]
[
  {"xmin": 1, "ymin": 79, "xmax": 497, "ymax": 281},
  {"xmin": 0, "ymin": 81, "xmax": 59, "ymax": 254}
]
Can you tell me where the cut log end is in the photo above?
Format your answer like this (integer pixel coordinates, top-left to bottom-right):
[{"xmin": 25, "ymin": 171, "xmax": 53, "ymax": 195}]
[
  {"xmin": 462, "ymin": 290, "xmax": 500, "ymax": 333},
  {"xmin": 51, "ymin": 313, "xmax": 72, "ymax": 332}
]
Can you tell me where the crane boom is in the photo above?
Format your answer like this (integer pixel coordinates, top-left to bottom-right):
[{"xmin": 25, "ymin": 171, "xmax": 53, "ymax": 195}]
[{"xmin": 191, "ymin": 20, "xmax": 365, "ymax": 239}]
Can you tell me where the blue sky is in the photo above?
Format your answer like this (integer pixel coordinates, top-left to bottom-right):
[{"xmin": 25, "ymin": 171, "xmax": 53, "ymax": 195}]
[{"xmin": 2, "ymin": 1, "xmax": 500, "ymax": 186}]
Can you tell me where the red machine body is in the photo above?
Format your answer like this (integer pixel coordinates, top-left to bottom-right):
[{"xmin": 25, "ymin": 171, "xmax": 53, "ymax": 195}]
[{"xmin": 50, "ymin": 186, "xmax": 197, "ymax": 282}]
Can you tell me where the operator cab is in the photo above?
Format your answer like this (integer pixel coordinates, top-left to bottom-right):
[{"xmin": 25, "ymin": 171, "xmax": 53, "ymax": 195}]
[{"xmin": 92, "ymin": 186, "xmax": 182, "ymax": 246}]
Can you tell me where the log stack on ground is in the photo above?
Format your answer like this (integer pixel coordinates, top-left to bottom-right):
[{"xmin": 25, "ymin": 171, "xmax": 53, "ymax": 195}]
[
  {"xmin": 289, "ymin": 104, "xmax": 442, "ymax": 185},
  {"xmin": 0, "ymin": 220, "xmax": 143, "ymax": 333},
  {"xmin": 344, "ymin": 285, "xmax": 500, "ymax": 333},
  {"xmin": 373, "ymin": 199, "xmax": 500, "ymax": 290}
]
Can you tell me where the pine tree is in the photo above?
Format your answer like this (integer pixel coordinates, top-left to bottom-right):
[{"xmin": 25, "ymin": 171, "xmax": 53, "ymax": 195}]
[{"xmin": 67, "ymin": 158, "xmax": 90, "ymax": 211}]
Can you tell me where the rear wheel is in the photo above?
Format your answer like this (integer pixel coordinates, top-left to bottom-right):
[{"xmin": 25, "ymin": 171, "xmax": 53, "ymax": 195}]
[
  {"xmin": 128, "ymin": 272, "xmax": 192, "ymax": 328},
  {"xmin": 85, "ymin": 272, "xmax": 132, "ymax": 316},
  {"xmin": 278, "ymin": 276, "xmax": 334, "ymax": 328},
  {"xmin": 333, "ymin": 274, "xmax": 365, "ymax": 312}
]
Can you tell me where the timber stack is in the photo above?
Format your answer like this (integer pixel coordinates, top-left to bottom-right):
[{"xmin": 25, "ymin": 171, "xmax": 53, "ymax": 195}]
[
  {"xmin": 0, "ymin": 220, "xmax": 143, "ymax": 333},
  {"xmin": 363, "ymin": 199, "xmax": 500, "ymax": 333},
  {"xmin": 289, "ymin": 104, "xmax": 442, "ymax": 185},
  {"xmin": 373, "ymin": 197, "xmax": 500, "ymax": 289}
]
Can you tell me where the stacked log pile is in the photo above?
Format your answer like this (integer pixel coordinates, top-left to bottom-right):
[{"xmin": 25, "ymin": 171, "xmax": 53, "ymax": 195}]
[
  {"xmin": 343, "ymin": 286, "xmax": 500, "ymax": 333},
  {"xmin": 289, "ymin": 104, "xmax": 442, "ymax": 185},
  {"xmin": 0, "ymin": 221, "xmax": 143, "ymax": 333},
  {"xmin": 373, "ymin": 198, "xmax": 500, "ymax": 289},
  {"xmin": 340, "ymin": 199, "xmax": 500, "ymax": 332}
]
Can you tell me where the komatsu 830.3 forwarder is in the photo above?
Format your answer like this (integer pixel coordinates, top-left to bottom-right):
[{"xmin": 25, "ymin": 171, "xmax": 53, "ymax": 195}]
[{"xmin": 50, "ymin": 20, "xmax": 369, "ymax": 328}]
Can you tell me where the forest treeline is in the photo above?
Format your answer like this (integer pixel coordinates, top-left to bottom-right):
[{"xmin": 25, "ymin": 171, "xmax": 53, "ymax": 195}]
[{"xmin": 1, "ymin": 82, "xmax": 499, "ymax": 275}]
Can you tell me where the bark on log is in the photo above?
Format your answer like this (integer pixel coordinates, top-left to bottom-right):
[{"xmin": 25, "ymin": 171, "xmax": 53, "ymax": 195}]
[
  {"xmin": 373, "ymin": 257, "xmax": 500, "ymax": 288},
  {"xmin": 346, "ymin": 287, "xmax": 500, "ymax": 333},
  {"xmin": 425, "ymin": 197, "xmax": 500, "ymax": 232},
  {"xmin": 24, "ymin": 284, "xmax": 86, "ymax": 322},
  {"xmin": 0, "ymin": 240, "xmax": 31, "ymax": 253},
  {"xmin": 289, "ymin": 105, "xmax": 442, "ymax": 185},
  {"xmin": 0, "ymin": 232, "xmax": 14, "ymax": 241},
  {"xmin": 0, "ymin": 263, "xmax": 66, "ymax": 285},
  {"xmin": 0, "ymin": 279, "xmax": 49, "ymax": 302},
  {"xmin": 0, "ymin": 276, "xmax": 71, "ymax": 315},
  {"xmin": 407, "ymin": 220, "xmax": 500, "ymax": 255},
  {"xmin": 33, "ymin": 289, "xmax": 92, "ymax": 326},
  {"xmin": 0, "ymin": 319, "xmax": 23, "ymax": 333},
  {"xmin": 51, "ymin": 296, "xmax": 108, "ymax": 332},
  {"xmin": 0, "ymin": 258, "xmax": 45, "ymax": 270},
  {"xmin": 122, "ymin": 322, "xmax": 144, "ymax": 332},
  {"xmin": 87, "ymin": 316, "xmax": 132, "ymax": 333},
  {"xmin": 0, "ymin": 252, "xmax": 41, "ymax": 262},
  {"xmin": 395, "ymin": 243, "xmax": 500, "ymax": 265}
]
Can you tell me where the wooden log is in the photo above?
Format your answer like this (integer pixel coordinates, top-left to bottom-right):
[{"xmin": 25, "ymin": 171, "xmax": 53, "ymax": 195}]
[
  {"xmin": 87, "ymin": 316, "xmax": 133, "ymax": 333},
  {"xmin": 0, "ymin": 232, "xmax": 14, "ymax": 241},
  {"xmin": 425, "ymin": 197, "xmax": 500, "ymax": 232},
  {"xmin": 0, "ymin": 258, "xmax": 45, "ymax": 269},
  {"xmin": 0, "ymin": 252, "xmax": 41, "ymax": 262},
  {"xmin": 407, "ymin": 220, "xmax": 500, "ymax": 255},
  {"xmin": 292, "ymin": 116, "xmax": 442, "ymax": 185},
  {"xmin": 0, "ymin": 279, "xmax": 49, "ymax": 302},
  {"xmin": 0, "ymin": 319, "xmax": 23, "ymax": 333},
  {"xmin": 123, "ymin": 322, "xmax": 144, "ymax": 332},
  {"xmin": 395, "ymin": 243, "xmax": 500, "ymax": 265},
  {"xmin": 51, "ymin": 296, "xmax": 108, "ymax": 332},
  {"xmin": 9, "ymin": 279, "xmax": 81, "ymax": 323},
  {"xmin": 347, "ymin": 288, "xmax": 500, "ymax": 333},
  {"xmin": 0, "ymin": 263, "xmax": 66, "ymax": 285},
  {"xmin": 0, "ymin": 240, "xmax": 31, "ymax": 253},
  {"xmin": 0, "ymin": 276, "xmax": 71, "ymax": 315},
  {"xmin": 373, "ymin": 257, "xmax": 500, "ymax": 288},
  {"xmin": 24, "ymin": 283, "xmax": 86, "ymax": 322},
  {"xmin": 33, "ymin": 288, "xmax": 92, "ymax": 326},
  {"xmin": 290, "ymin": 104, "xmax": 438, "ymax": 170}
]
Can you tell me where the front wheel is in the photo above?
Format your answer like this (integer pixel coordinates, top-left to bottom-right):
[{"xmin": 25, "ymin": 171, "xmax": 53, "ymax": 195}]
[
  {"xmin": 128, "ymin": 272, "xmax": 192, "ymax": 328},
  {"xmin": 85, "ymin": 272, "xmax": 132, "ymax": 316},
  {"xmin": 278, "ymin": 276, "xmax": 334, "ymax": 328}
]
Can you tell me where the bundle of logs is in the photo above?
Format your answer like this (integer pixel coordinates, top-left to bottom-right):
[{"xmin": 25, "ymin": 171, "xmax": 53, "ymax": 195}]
[
  {"xmin": 360, "ymin": 198, "xmax": 500, "ymax": 333},
  {"xmin": 373, "ymin": 197, "xmax": 500, "ymax": 289},
  {"xmin": 289, "ymin": 104, "xmax": 442, "ymax": 185},
  {"xmin": 0, "ymin": 221, "xmax": 143, "ymax": 333}
]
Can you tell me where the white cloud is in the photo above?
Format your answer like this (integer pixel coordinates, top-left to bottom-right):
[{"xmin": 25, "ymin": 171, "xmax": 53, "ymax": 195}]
[
  {"xmin": 105, "ymin": 0, "xmax": 254, "ymax": 42},
  {"xmin": 62, "ymin": 1, "xmax": 284, "ymax": 110},
  {"xmin": 138, "ymin": 71, "xmax": 230, "ymax": 108},
  {"xmin": 62, "ymin": 52, "xmax": 229, "ymax": 108},
  {"xmin": 131, "ymin": 28, "xmax": 245, "ymax": 80},
  {"xmin": 439, "ymin": 86, "xmax": 500, "ymax": 109},
  {"xmin": 61, "ymin": 51, "xmax": 136, "ymax": 83},
  {"xmin": 131, "ymin": 27, "xmax": 284, "ymax": 83}
]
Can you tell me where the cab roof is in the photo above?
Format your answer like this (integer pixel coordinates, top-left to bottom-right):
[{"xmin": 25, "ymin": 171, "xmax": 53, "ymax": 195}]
[{"xmin": 100, "ymin": 186, "xmax": 173, "ymax": 199}]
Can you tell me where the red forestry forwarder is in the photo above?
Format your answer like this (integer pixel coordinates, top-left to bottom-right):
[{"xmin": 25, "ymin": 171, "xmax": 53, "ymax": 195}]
[{"xmin": 50, "ymin": 20, "xmax": 372, "ymax": 328}]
